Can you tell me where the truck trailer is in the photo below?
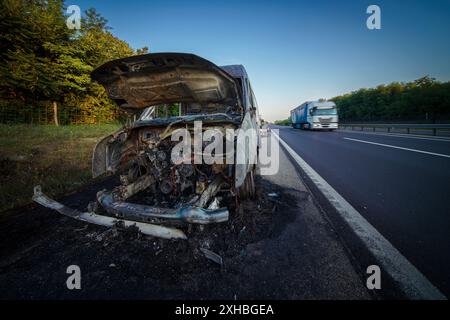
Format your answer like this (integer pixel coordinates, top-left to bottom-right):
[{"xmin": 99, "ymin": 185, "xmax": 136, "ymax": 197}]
[{"xmin": 291, "ymin": 101, "xmax": 338, "ymax": 130}]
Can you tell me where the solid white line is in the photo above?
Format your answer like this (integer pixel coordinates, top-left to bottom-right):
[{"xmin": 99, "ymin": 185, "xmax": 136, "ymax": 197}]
[
  {"xmin": 272, "ymin": 131, "xmax": 446, "ymax": 300},
  {"xmin": 338, "ymin": 129, "xmax": 450, "ymax": 142},
  {"xmin": 344, "ymin": 137, "xmax": 450, "ymax": 159}
]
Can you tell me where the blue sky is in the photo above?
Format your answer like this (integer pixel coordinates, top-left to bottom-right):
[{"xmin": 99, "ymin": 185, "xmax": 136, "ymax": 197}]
[{"xmin": 73, "ymin": 0, "xmax": 450, "ymax": 121}]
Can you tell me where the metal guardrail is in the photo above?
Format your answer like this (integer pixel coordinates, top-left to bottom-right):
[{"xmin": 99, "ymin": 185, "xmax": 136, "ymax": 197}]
[{"xmin": 339, "ymin": 123, "xmax": 450, "ymax": 136}]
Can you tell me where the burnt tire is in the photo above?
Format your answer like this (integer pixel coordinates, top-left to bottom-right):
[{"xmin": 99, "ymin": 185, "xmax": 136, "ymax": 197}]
[{"xmin": 239, "ymin": 167, "xmax": 256, "ymax": 199}]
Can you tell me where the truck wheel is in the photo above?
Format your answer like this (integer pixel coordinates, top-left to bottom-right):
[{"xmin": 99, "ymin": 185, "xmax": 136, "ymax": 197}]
[{"xmin": 239, "ymin": 166, "xmax": 256, "ymax": 199}]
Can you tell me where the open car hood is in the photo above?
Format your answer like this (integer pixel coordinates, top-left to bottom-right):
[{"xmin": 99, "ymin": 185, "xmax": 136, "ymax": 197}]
[{"xmin": 91, "ymin": 53, "xmax": 242, "ymax": 112}]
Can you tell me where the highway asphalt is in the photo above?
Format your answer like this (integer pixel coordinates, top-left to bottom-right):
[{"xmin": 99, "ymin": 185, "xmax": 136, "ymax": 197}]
[{"xmin": 274, "ymin": 126, "xmax": 450, "ymax": 297}]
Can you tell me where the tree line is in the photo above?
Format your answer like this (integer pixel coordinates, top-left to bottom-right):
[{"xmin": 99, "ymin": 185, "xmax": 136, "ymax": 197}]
[
  {"xmin": 275, "ymin": 76, "xmax": 450, "ymax": 125},
  {"xmin": 0, "ymin": 0, "xmax": 148, "ymax": 125},
  {"xmin": 333, "ymin": 76, "xmax": 450, "ymax": 123}
]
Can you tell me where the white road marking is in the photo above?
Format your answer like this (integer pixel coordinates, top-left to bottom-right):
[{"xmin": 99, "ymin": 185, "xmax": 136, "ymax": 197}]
[
  {"xmin": 344, "ymin": 137, "xmax": 450, "ymax": 159},
  {"xmin": 272, "ymin": 131, "xmax": 446, "ymax": 300},
  {"xmin": 339, "ymin": 129, "xmax": 450, "ymax": 142}
]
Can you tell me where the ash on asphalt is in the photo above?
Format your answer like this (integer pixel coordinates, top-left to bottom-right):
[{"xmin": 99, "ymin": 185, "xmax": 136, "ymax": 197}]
[{"xmin": 0, "ymin": 176, "xmax": 301, "ymax": 299}]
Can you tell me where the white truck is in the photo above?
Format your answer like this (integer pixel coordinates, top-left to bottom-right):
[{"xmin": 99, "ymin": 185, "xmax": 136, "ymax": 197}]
[{"xmin": 291, "ymin": 100, "xmax": 338, "ymax": 130}]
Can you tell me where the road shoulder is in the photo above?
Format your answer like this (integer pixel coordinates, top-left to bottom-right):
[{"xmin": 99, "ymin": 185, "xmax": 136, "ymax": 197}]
[{"xmin": 242, "ymin": 142, "xmax": 371, "ymax": 299}]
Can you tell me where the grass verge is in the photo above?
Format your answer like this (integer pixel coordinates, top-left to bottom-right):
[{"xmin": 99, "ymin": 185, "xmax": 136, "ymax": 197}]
[{"xmin": 0, "ymin": 123, "xmax": 121, "ymax": 213}]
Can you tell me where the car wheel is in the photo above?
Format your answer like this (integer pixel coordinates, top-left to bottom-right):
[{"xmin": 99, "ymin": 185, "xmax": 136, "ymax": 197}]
[{"xmin": 239, "ymin": 166, "xmax": 256, "ymax": 199}]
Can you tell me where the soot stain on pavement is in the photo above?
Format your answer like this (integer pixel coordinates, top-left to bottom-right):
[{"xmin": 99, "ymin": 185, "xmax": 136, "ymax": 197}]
[{"xmin": 0, "ymin": 176, "xmax": 302, "ymax": 299}]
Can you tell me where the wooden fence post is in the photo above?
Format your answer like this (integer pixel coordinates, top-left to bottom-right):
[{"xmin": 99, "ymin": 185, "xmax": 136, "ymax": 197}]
[{"xmin": 52, "ymin": 101, "xmax": 59, "ymax": 126}]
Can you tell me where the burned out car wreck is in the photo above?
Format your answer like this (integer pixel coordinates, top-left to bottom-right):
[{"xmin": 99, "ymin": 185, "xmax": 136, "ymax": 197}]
[{"xmin": 33, "ymin": 53, "xmax": 261, "ymax": 240}]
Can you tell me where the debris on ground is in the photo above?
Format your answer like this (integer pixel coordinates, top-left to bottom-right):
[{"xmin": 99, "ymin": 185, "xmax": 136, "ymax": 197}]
[
  {"xmin": 0, "ymin": 175, "xmax": 297, "ymax": 299},
  {"xmin": 200, "ymin": 248, "xmax": 223, "ymax": 266}
]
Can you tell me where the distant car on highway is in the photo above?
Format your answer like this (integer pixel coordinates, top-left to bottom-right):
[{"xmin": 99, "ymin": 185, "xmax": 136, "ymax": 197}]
[{"xmin": 291, "ymin": 100, "xmax": 338, "ymax": 130}]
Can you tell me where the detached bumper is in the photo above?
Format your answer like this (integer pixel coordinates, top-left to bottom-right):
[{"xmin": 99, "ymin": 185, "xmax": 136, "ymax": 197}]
[
  {"xmin": 97, "ymin": 190, "xmax": 229, "ymax": 224},
  {"xmin": 32, "ymin": 185, "xmax": 229, "ymax": 240}
]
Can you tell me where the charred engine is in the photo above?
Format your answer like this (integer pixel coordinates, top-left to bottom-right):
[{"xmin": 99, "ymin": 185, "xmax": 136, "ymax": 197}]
[{"xmin": 116, "ymin": 129, "xmax": 233, "ymax": 209}]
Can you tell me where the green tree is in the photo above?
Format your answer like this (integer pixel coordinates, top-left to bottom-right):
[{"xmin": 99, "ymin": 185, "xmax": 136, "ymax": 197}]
[
  {"xmin": 0, "ymin": 0, "xmax": 89, "ymax": 124},
  {"xmin": 331, "ymin": 77, "xmax": 450, "ymax": 123},
  {"xmin": 136, "ymin": 46, "xmax": 149, "ymax": 55},
  {"xmin": 0, "ymin": 2, "xmax": 140, "ymax": 125}
]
